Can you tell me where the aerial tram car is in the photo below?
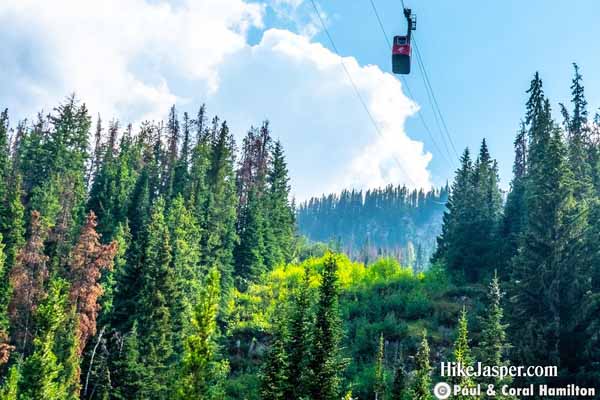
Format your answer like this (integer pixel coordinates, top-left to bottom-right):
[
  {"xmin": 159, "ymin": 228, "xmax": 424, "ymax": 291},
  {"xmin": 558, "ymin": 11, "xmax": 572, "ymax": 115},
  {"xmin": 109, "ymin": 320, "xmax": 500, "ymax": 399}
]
[{"xmin": 392, "ymin": 8, "xmax": 416, "ymax": 74}]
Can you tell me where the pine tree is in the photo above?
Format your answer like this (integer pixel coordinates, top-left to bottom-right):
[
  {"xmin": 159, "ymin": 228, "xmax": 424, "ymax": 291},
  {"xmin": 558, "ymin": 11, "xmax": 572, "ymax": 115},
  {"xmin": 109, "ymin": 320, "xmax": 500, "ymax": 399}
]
[
  {"xmin": 172, "ymin": 112, "xmax": 191, "ymax": 199},
  {"xmin": 451, "ymin": 308, "xmax": 477, "ymax": 399},
  {"xmin": 500, "ymin": 122, "xmax": 527, "ymax": 276},
  {"xmin": 510, "ymin": 73, "xmax": 579, "ymax": 370},
  {"xmin": 0, "ymin": 363, "xmax": 19, "ymax": 400},
  {"xmin": 0, "ymin": 235, "xmax": 14, "ymax": 367},
  {"xmin": 137, "ymin": 197, "xmax": 176, "ymax": 398},
  {"xmin": 178, "ymin": 268, "xmax": 229, "ymax": 400},
  {"xmin": 166, "ymin": 195, "xmax": 202, "ymax": 353},
  {"xmin": 560, "ymin": 63, "xmax": 592, "ymax": 199},
  {"xmin": 113, "ymin": 321, "xmax": 148, "ymax": 400},
  {"xmin": 265, "ymin": 140, "xmax": 295, "ymax": 266},
  {"xmin": 0, "ymin": 109, "xmax": 10, "ymax": 237},
  {"xmin": 410, "ymin": 332, "xmax": 432, "ymax": 400},
  {"xmin": 478, "ymin": 273, "xmax": 513, "ymax": 398},
  {"xmin": 18, "ymin": 279, "xmax": 71, "ymax": 400},
  {"xmin": 8, "ymin": 211, "xmax": 49, "ymax": 353},
  {"xmin": 374, "ymin": 333, "xmax": 386, "ymax": 400},
  {"xmin": 235, "ymin": 188, "xmax": 266, "ymax": 288},
  {"xmin": 260, "ymin": 310, "xmax": 289, "ymax": 400},
  {"xmin": 390, "ymin": 362, "xmax": 408, "ymax": 400},
  {"xmin": 309, "ymin": 254, "xmax": 346, "ymax": 400},
  {"xmin": 202, "ymin": 120, "xmax": 238, "ymax": 294},
  {"xmin": 284, "ymin": 266, "xmax": 312, "ymax": 399},
  {"xmin": 67, "ymin": 211, "xmax": 117, "ymax": 355},
  {"xmin": 3, "ymin": 174, "xmax": 25, "ymax": 272},
  {"xmin": 433, "ymin": 148, "xmax": 476, "ymax": 281}
]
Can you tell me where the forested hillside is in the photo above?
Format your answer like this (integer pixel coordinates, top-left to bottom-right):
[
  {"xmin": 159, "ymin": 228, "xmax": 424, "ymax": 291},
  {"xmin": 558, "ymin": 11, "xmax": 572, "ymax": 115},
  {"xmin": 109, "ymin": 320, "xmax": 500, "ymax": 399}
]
[
  {"xmin": 1, "ymin": 62, "xmax": 600, "ymax": 400},
  {"xmin": 297, "ymin": 186, "xmax": 448, "ymax": 268}
]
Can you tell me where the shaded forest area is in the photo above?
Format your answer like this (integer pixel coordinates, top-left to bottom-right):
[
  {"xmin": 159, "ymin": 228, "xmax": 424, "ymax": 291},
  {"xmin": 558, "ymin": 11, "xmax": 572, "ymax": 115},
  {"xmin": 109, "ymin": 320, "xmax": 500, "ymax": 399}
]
[
  {"xmin": 297, "ymin": 186, "xmax": 448, "ymax": 269},
  {"xmin": 1, "ymin": 62, "xmax": 600, "ymax": 400}
]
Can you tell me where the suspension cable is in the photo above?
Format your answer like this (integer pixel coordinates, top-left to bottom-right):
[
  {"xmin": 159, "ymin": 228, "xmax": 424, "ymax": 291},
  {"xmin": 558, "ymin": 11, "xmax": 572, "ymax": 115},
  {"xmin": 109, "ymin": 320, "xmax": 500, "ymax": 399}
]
[
  {"xmin": 309, "ymin": 0, "xmax": 418, "ymax": 187},
  {"xmin": 367, "ymin": 0, "xmax": 456, "ymax": 168}
]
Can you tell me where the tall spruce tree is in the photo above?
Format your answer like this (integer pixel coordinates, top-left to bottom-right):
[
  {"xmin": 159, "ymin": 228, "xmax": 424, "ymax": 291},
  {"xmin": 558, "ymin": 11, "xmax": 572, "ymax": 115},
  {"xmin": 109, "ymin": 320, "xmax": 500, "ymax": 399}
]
[
  {"xmin": 309, "ymin": 254, "xmax": 346, "ymax": 400},
  {"xmin": 374, "ymin": 333, "xmax": 386, "ymax": 400},
  {"xmin": 478, "ymin": 273, "xmax": 513, "ymax": 398},
  {"xmin": 202, "ymin": 120, "xmax": 238, "ymax": 294},
  {"xmin": 18, "ymin": 279, "xmax": 72, "ymax": 400},
  {"xmin": 510, "ymin": 73, "xmax": 580, "ymax": 371},
  {"xmin": 265, "ymin": 140, "xmax": 295, "ymax": 266},
  {"xmin": 451, "ymin": 308, "xmax": 477, "ymax": 399},
  {"xmin": 560, "ymin": 63, "xmax": 592, "ymax": 199},
  {"xmin": 410, "ymin": 332, "xmax": 432, "ymax": 400},
  {"xmin": 137, "ymin": 197, "xmax": 176, "ymax": 398},
  {"xmin": 260, "ymin": 309, "xmax": 289, "ymax": 400},
  {"xmin": 284, "ymin": 265, "xmax": 312, "ymax": 399},
  {"xmin": 500, "ymin": 122, "xmax": 527, "ymax": 276},
  {"xmin": 178, "ymin": 268, "xmax": 228, "ymax": 400},
  {"xmin": 0, "ymin": 109, "xmax": 10, "ymax": 238}
]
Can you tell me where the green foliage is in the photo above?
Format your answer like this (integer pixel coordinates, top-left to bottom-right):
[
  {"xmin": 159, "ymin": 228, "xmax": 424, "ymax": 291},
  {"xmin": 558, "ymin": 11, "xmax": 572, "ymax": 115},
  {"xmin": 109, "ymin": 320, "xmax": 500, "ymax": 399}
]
[
  {"xmin": 137, "ymin": 197, "xmax": 176, "ymax": 398},
  {"xmin": 298, "ymin": 186, "xmax": 448, "ymax": 267},
  {"xmin": 259, "ymin": 311, "xmax": 288, "ymax": 400},
  {"xmin": 309, "ymin": 254, "xmax": 346, "ymax": 400},
  {"xmin": 19, "ymin": 279, "xmax": 72, "ymax": 400},
  {"xmin": 410, "ymin": 332, "xmax": 432, "ymax": 400},
  {"xmin": 451, "ymin": 308, "xmax": 476, "ymax": 399},
  {"xmin": 374, "ymin": 333, "xmax": 386, "ymax": 400},
  {"xmin": 478, "ymin": 274, "xmax": 513, "ymax": 399},
  {"xmin": 0, "ymin": 363, "xmax": 19, "ymax": 400},
  {"xmin": 434, "ymin": 140, "xmax": 503, "ymax": 283},
  {"xmin": 178, "ymin": 268, "xmax": 229, "ymax": 400}
]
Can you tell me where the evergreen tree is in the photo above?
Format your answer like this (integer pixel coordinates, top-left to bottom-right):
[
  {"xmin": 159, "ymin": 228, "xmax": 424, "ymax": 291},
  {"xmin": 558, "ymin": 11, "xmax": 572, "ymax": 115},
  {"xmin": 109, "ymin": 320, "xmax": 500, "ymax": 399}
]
[
  {"xmin": 8, "ymin": 211, "xmax": 49, "ymax": 353},
  {"xmin": 478, "ymin": 273, "xmax": 513, "ymax": 398},
  {"xmin": 201, "ymin": 120, "xmax": 238, "ymax": 294},
  {"xmin": 309, "ymin": 254, "xmax": 346, "ymax": 400},
  {"xmin": 410, "ymin": 332, "xmax": 432, "ymax": 400},
  {"xmin": 137, "ymin": 197, "xmax": 176, "ymax": 399},
  {"xmin": 451, "ymin": 308, "xmax": 476, "ymax": 399},
  {"xmin": 510, "ymin": 73, "xmax": 580, "ymax": 371},
  {"xmin": 18, "ymin": 279, "xmax": 71, "ymax": 400},
  {"xmin": 390, "ymin": 362, "xmax": 408, "ymax": 400},
  {"xmin": 172, "ymin": 112, "xmax": 191, "ymax": 199},
  {"xmin": 235, "ymin": 188, "xmax": 266, "ymax": 288},
  {"xmin": 0, "ymin": 109, "xmax": 10, "ymax": 237},
  {"xmin": 113, "ymin": 321, "xmax": 148, "ymax": 400},
  {"xmin": 500, "ymin": 122, "xmax": 527, "ymax": 276},
  {"xmin": 0, "ymin": 363, "xmax": 19, "ymax": 400},
  {"xmin": 3, "ymin": 174, "xmax": 25, "ymax": 272},
  {"xmin": 166, "ymin": 195, "xmax": 202, "ymax": 353},
  {"xmin": 284, "ymin": 266, "xmax": 312, "ymax": 399},
  {"xmin": 260, "ymin": 310, "xmax": 289, "ymax": 400},
  {"xmin": 265, "ymin": 140, "xmax": 295, "ymax": 266},
  {"xmin": 433, "ymin": 149, "xmax": 475, "ymax": 281},
  {"xmin": 560, "ymin": 63, "xmax": 592, "ymax": 199},
  {"xmin": 67, "ymin": 211, "xmax": 117, "ymax": 355},
  {"xmin": 374, "ymin": 333, "xmax": 386, "ymax": 400},
  {"xmin": 178, "ymin": 268, "xmax": 229, "ymax": 400}
]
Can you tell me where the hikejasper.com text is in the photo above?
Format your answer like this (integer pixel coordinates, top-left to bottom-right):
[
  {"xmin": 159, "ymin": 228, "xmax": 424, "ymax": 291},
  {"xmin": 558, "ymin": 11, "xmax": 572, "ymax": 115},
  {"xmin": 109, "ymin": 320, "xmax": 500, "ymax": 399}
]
[{"xmin": 440, "ymin": 362, "xmax": 558, "ymax": 380}]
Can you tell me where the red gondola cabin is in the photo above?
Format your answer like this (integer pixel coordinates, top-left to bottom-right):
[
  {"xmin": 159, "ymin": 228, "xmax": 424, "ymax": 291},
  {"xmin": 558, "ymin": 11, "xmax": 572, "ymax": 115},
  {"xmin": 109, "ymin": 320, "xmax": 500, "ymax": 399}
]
[
  {"xmin": 392, "ymin": 35, "xmax": 411, "ymax": 74},
  {"xmin": 392, "ymin": 8, "xmax": 416, "ymax": 75}
]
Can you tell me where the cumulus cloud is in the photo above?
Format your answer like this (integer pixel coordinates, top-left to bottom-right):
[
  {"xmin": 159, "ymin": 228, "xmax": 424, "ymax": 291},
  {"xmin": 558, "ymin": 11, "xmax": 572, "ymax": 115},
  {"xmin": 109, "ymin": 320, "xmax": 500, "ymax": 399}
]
[
  {"xmin": 209, "ymin": 29, "xmax": 431, "ymax": 198},
  {"xmin": 0, "ymin": 0, "xmax": 432, "ymax": 199},
  {"xmin": 0, "ymin": 0, "xmax": 263, "ymax": 122}
]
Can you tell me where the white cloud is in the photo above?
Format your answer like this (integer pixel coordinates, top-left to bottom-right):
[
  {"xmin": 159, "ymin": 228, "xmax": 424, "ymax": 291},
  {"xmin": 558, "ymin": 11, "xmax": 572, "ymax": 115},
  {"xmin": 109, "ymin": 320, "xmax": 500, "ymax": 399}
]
[
  {"xmin": 0, "ymin": 0, "xmax": 432, "ymax": 200},
  {"xmin": 0, "ymin": 0, "xmax": 263, "ymax": 122},
  {"xmin": 209, "ymin": 29, "xmax": 431, "ymax": 199}
]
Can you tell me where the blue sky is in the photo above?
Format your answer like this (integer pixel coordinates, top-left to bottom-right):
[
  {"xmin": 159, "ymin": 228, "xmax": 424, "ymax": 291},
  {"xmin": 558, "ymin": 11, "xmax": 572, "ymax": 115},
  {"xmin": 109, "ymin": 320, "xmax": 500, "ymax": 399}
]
[
  {"xmin": 2, "ymin": 0, "xmax": 600, "ymax": 198},
  {"xmin": 303, "ymin": 0, "xmax": 600, "ymax": 189}
]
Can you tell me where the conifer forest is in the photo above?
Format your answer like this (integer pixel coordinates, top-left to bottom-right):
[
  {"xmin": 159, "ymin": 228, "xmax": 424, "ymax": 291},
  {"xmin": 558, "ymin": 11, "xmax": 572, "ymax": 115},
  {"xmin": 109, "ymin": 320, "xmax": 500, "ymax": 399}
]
[{"xmin": 2, "ymin": 64, "xmax": 600, "ymax": 400}]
